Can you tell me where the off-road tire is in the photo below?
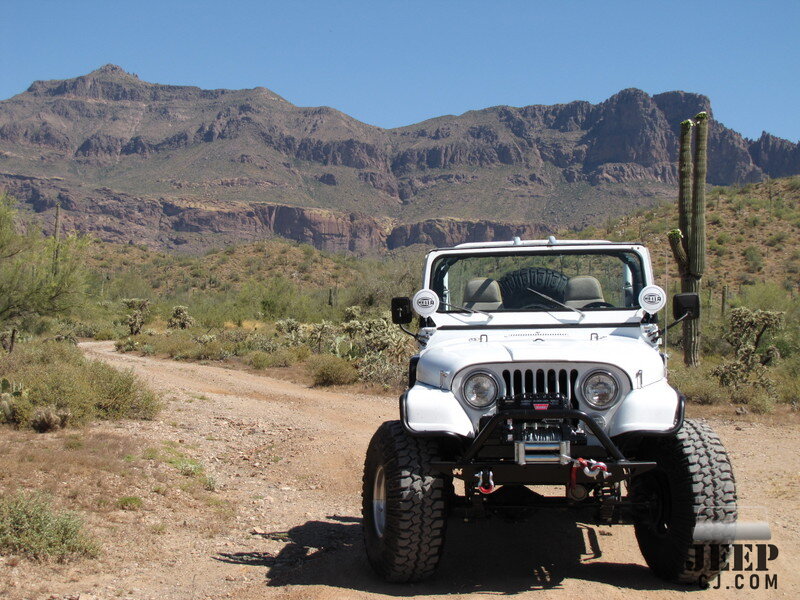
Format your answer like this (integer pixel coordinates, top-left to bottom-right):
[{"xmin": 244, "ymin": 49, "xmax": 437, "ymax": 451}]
[
  {"xmin": 497, "ymin": 267, "xmax": 569, "ymax": 308},
  {"xmin": 631, "ymin": 419, "xmax": 737, "ymax": 585},
  {"xmin": 362, "ymin": 421, "xmax": 447, "ymax": 582}
]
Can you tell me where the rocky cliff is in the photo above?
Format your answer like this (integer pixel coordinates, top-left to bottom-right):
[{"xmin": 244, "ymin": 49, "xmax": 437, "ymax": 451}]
[
  {"xmin": 1, "ymin": 65, "xmax": 798, "ymax": 252},
  {"xmin": 1, "ymin": 172, "xmax": 551, "ymax": 254}
]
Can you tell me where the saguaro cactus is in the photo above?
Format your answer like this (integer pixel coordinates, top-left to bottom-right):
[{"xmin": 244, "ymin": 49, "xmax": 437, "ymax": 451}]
[
  {"xmin": 668, "ymin": 111, "xmax": 709, "ymax": 366},
  {"xmin": 52, "ymin": 201, "xmax": 62, "ymax": 275}
]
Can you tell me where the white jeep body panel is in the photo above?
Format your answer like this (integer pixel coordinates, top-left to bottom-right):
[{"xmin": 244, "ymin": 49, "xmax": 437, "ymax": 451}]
[{"xmin": 402, "ymin": 238, "xmax": 681, "ymax": 442}]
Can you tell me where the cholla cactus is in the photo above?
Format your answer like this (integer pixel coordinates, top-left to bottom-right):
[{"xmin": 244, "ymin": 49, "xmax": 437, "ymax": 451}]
[
  {"xmin": 167, "ymin": 306, "xmax": 195, "ymax": 330},
  {"xmin": 122, "ymin": 298, "xmax": 150, "ymax": 336},
  {"xmin": 275, "ymin": 318, "xmax": 308, "ymax": 346},
  {"xmin": 343, "ymin": 306, "xmax": 362, "ymax": 322},
  {"xmin": 30, "ymin": 405, "xmax": 71, "ymax": 433},
  {"xmin": 712, "ymin": 307, "xmax": 784, "ymax": 391},
  {"xmin": 1, "ymin": 378, "xmax": 28, "ymax": 423}
]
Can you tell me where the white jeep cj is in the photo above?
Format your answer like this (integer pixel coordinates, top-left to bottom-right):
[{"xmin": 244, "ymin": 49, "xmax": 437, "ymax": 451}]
[{"xmin": 362, "ymin": 237, "xmax": 737, "ymax": 585}]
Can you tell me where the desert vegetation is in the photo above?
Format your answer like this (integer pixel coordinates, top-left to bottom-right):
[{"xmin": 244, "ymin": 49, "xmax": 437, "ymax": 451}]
[
  {"xmin": 0, "ymin": 492, "xmax": 98, "ymax": 561},
  {"xmin": 0, "ymin": 197, "xmax": 160, "ymax": 434},
  {"xmin": 4, "ymin": 178, "xmax": 800, "ymax": 415}
]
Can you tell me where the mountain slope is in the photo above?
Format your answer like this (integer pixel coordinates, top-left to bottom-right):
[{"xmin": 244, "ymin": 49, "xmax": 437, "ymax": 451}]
[
  {"xmin": 1, "ymin": 65, "xmax": 799, "ymax": 252},
  {"xmin": 573, "ymin": 175, "xmax": 800, "ymax": 291}
]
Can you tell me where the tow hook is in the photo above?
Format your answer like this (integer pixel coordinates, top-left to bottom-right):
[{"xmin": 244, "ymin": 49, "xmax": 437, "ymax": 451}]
[{"xmin": 475, "ymin": 469, "xmax": 496, "ymax": 494}]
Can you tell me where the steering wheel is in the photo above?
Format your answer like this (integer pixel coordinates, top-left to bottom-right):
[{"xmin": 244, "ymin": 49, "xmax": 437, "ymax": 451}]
[
  {"xmin": 520, "ymin": 302, "xmax": 552, "ymax": 310},
  {"xmin": 582, "ymin": 301, "xmax": 615, "ymax": 309}
]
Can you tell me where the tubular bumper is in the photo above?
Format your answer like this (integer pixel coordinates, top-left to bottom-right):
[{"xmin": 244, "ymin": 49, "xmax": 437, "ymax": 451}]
[{"xmin": 426, "ymin": 408, "xmax": 659, "ymax": 485}]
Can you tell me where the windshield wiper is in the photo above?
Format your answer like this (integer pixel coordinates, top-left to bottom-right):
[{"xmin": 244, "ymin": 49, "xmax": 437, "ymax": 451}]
[
  {"xmin": 526, "ymin": 287, "xmax": 585, "ymax": 320},
  {"xmin": 441, "ymin": 301, "xmax": 493, "ymax": 319}
]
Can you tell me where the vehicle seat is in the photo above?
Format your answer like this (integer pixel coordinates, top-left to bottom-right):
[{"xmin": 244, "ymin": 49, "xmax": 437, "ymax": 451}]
[
  {"xmin": 564, "ymin": 276, "xmax": 605, "ymax": 308},
  {"xmin": 463, "ymin": 278, "xmax": 503, "ymax": 311}
]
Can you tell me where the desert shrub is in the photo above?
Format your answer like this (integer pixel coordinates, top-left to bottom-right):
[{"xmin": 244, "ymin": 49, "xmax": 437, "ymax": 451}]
[
  {"xmin": 742, "ymin": 246, "xmax": 764, "ymax": 273},
  {"xmin": 775, "ymin": 355, "xmax": 800, "ymax": 406},
  {"xmin": 220, "ymin": 330, "xmax": 280, "ymax": 356},
  {"xmin": 669, "ymin": 365, "xmax": 723, "ymax": 405},
  {"xmin": 247, "ymin": 351, "xmax": 271, "ymax": 370},
  {"xmin": 729, "ymin": 387, "xmax": 775, "ymax": 414},
  {"xmin": 191, "ymin": 340, "xmax": 228, "ymax": 361},
  {"xmin": 0, "ymin": 492, "xmax": 98, "ymax": 561},
  {"xmin": 306, "ymin": 354, "xmax": 358, "ymax": 386},
  {"xmin": 765, "ymin": 232, "xmax": 787, "ymax": 247},
  {"xmin": 93, "ymin": 328, "xmax": 119, "ymax": 341},
  {"xmin": 356, "ymin": 351, "xmax": 407, "ymax": 388},
  {"xmin": 248, "ymin": 349, "xmax": 293, "ymax": 369},
  {"xmin": 115, "ymin": 337, "xmax": 139, "ymax": 352},
  {"xmin": 0, "ymin": 341, "xmax": 160, "ymax": 429},
  {"xmin": 156, "ymin": 335, "xmax": 197, "ymax": 360},
  {"xmin": 290, "ymin": 345, "xmax": 311, "ymax": 361}
]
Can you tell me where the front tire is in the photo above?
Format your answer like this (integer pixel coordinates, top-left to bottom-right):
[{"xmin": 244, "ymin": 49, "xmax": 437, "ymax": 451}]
[
  {"xmin": 631, "ymin": 419, "xmax": 737, "ymax": 584},
  {"xmin": 362, "ymin": 421, "xmax": 447, "ymax": 582}
]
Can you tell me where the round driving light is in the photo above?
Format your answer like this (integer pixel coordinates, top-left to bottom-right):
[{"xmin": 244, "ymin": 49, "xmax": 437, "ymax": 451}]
[
  {"xmin": 462, "ymin": 372, "xmax": 498, "ymax": 409},
  {"xmin": 582, "ymin": 371, "xmax": 619, "ymax": 409}
]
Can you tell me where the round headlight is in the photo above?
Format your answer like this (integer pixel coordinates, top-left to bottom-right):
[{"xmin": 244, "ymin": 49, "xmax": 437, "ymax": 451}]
[
  {"xmin": 582, "ymin": 371, "xmax": 619, "ymax": 409},
  {"xmin": 462, "ymin": 372, "xmax": 498, "ymax": 409}
]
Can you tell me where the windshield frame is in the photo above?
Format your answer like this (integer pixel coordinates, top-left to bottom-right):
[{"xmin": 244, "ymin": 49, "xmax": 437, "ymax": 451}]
[{"xmin": 426, "ymin": 246, "xmax": 650, "ymax": 315}]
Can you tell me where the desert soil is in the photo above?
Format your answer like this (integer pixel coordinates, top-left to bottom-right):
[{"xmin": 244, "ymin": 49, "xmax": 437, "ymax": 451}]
[{"xmin": 4, "ymin": 341, "xmax": 798, "ymax": 599}]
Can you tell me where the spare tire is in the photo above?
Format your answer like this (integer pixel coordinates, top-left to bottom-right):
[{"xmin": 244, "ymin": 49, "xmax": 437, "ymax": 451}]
[{"xmin": 498, "ymin": 267, "xmax": 569, "ymax": 309}]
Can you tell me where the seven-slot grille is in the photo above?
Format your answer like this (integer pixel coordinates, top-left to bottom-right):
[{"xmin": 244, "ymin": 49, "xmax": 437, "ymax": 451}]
[{"xmin": 500, "ymin": 367, "xmax": 579, "ymax": 407}]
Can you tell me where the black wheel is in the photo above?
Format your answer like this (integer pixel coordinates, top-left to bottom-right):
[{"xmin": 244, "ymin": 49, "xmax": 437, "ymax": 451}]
[
  {"xmin": 631, "ymin": 419, "xmax": 737, "ymax": 584},
  {"xmin": 362, "ymin": 421, "xmax": 448, "ymax": 582}
]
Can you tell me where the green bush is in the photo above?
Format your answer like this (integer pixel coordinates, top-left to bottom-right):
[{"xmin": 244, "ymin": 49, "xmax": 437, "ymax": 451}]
[
  {"xmin": 742, "ymin": 246, "xmax": 764, "ymax": 273},
  {"xmin": 0, "ymin": 341, "xmax": 160, "ymax": 429},
  {"xmin": 670, "ymin": 369, "xmax": 722, "ymax": 404},
  {"xmin": 93, "ymin": 328, "xmax": 119, "ymax": 341},
  {"xmin": 0, "ymin": 492, "xmax": 98, "ymax": 561},
  {"xmin": 765, "ymin": 232, "xmax": 787, "ymax": 247},
  {"xmin": 247, "ymin": 349, "xmax": 293, "ymax": 369},
  {"xmin": 306, "ymin": 354, "xmax": 358, "ymax": 386}
]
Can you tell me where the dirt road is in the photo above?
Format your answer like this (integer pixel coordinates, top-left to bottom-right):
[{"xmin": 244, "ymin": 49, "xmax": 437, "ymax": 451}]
[{"xmin": 9, "ymin": 341, "xmax": 798, "ymax": 599}]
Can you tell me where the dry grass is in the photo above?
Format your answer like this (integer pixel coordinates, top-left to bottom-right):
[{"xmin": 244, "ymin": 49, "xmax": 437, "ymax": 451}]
[{"xmin": 0, "ymin": 427, "xmax": 234, "ymax": 550}]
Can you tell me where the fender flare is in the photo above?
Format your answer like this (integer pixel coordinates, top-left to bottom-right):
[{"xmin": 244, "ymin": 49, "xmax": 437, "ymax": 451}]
[{"xmin": 399, "ymin": 392, "xmax": 463, "ymax": 439}]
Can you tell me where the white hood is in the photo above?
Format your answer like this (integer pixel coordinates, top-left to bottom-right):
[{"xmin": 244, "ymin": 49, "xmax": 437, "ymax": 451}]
[{"xmin": 417, "ymin": 334, "xmax": 665, "ymax": 390}]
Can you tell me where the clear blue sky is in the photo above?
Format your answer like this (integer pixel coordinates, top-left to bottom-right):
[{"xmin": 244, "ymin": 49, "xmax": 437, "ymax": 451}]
[{"xmin": 2, "ymin": 0, "xmax": 798, "ymax": 141}]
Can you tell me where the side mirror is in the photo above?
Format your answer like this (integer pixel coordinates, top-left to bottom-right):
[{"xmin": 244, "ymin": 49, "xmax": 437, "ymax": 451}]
[
  {"xmin": 673, "ymin": 293, "xmax": 700, "ymax": 321},
  {"xmin": 391, "ymin": 297, "xmax": 413, "ymax": 325}
]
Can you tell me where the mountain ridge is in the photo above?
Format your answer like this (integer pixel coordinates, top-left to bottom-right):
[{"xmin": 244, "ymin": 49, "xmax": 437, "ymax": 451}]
[{"xmin": 1, "ymin": 65, "xmax": 799, "ymax": 253}]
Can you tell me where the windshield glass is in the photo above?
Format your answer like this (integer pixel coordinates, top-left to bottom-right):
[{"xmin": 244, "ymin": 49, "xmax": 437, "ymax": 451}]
[{"xmin": 430, "ymin": 250, "xmax": 646, "ymax": 312}]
